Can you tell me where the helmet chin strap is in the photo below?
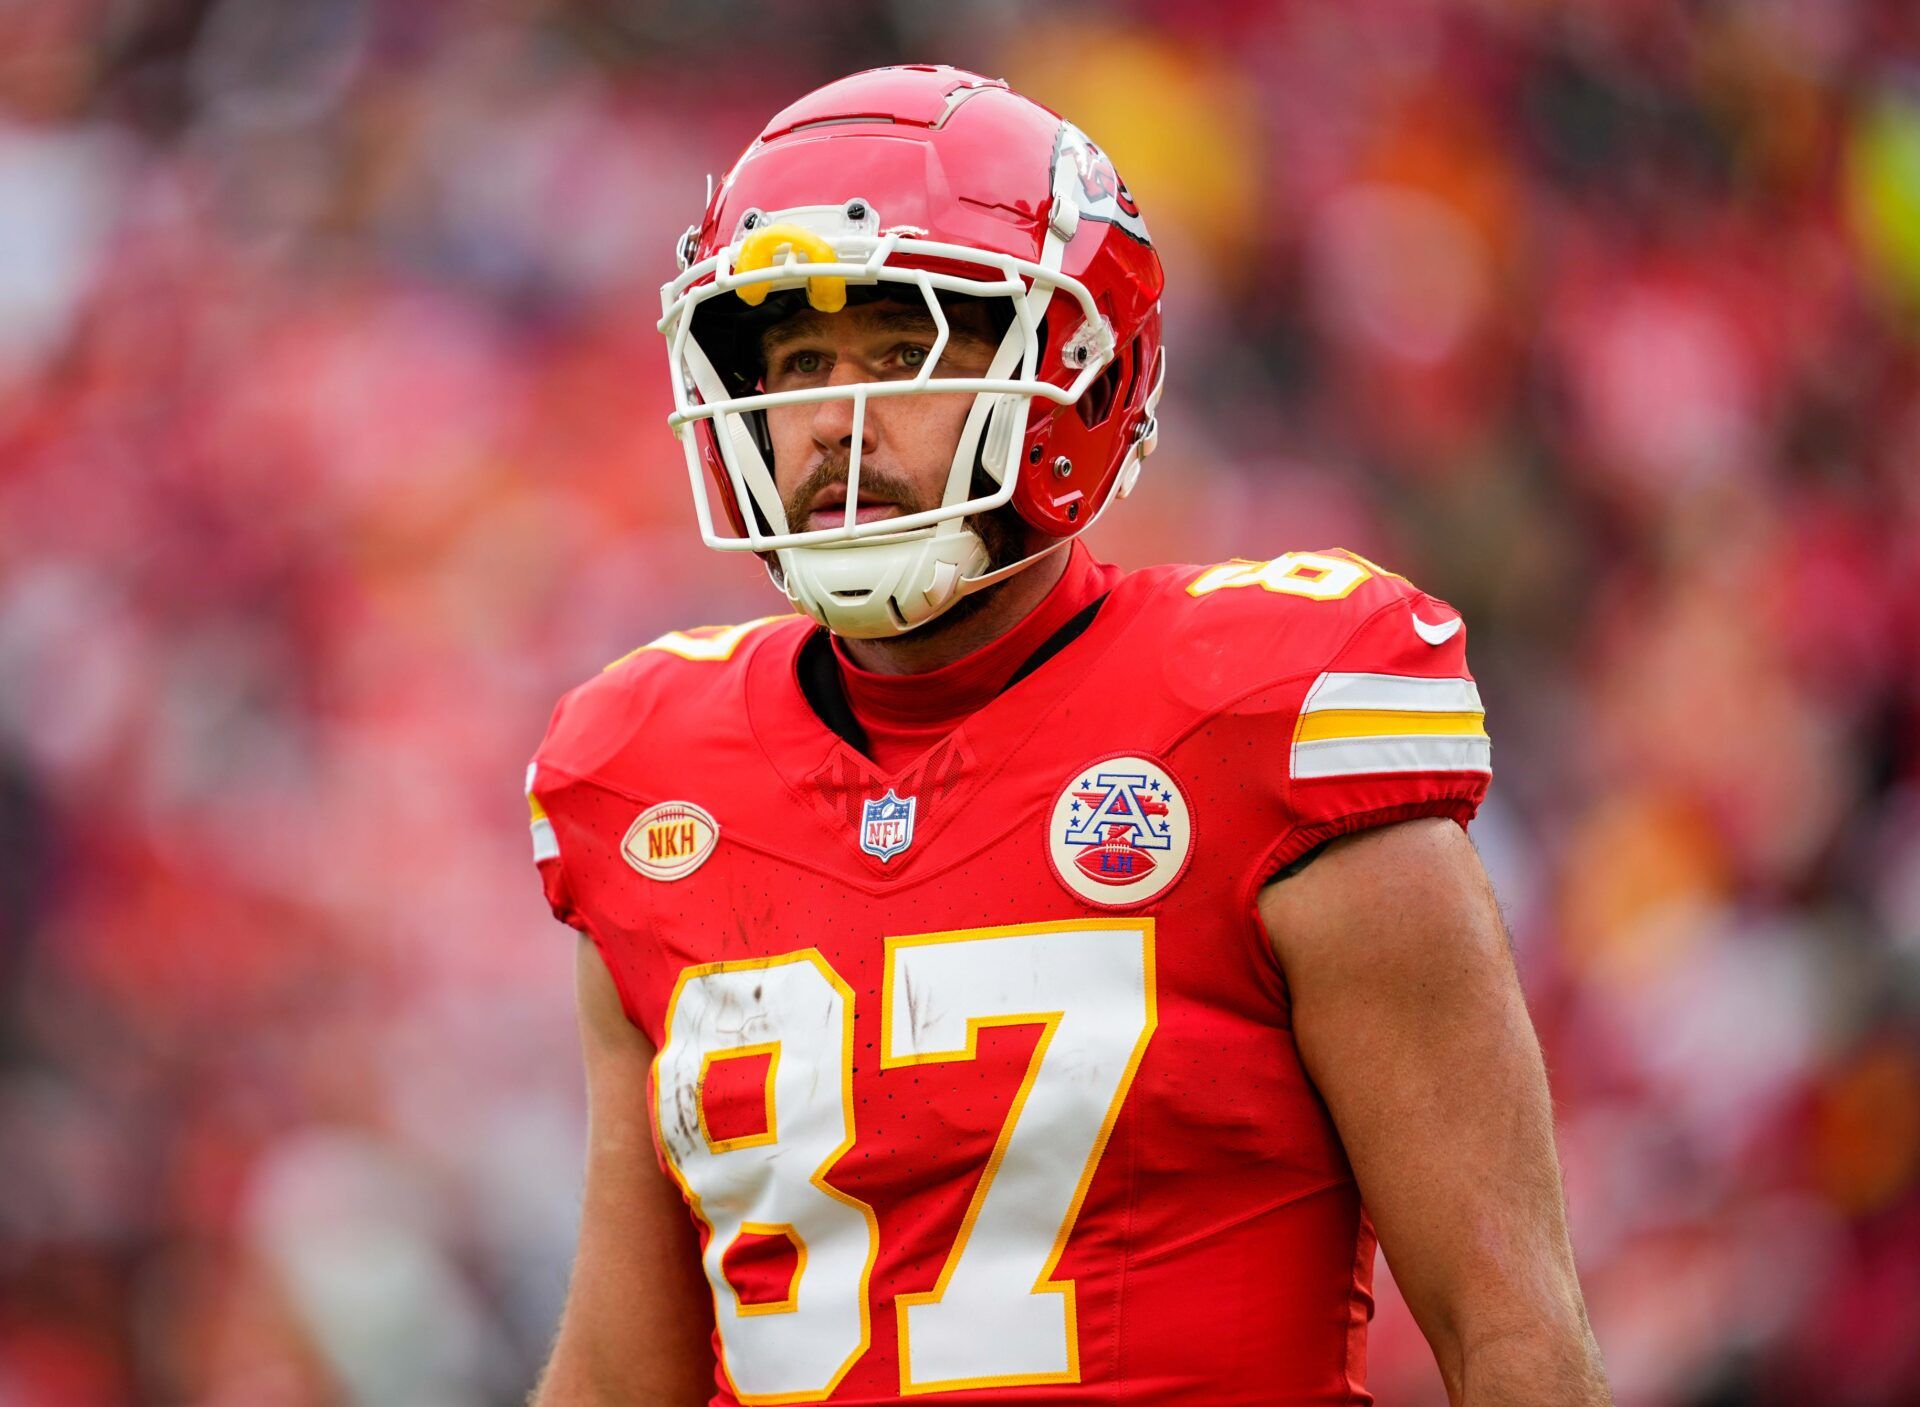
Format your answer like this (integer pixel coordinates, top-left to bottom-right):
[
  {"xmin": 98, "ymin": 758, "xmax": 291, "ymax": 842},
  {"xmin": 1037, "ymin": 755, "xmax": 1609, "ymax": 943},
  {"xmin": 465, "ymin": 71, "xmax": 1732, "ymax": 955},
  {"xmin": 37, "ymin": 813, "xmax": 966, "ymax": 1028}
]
[
  {"xmin": 775, "ymin": 524, "xmax": 994, "ymax": 639},
  {"xmin": 775, "ymin": 525, "xmax": 1083, "ymax": 639}
]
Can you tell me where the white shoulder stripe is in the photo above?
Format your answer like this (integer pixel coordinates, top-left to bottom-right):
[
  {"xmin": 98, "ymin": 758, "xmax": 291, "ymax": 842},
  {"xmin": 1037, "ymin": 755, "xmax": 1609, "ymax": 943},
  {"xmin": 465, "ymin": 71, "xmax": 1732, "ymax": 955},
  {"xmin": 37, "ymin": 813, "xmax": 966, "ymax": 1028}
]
[
  {"xmin": 1301, "ymin": 671, "xmax": 1482, "ymax": 714},
  {"xmin": 1293, "ymin": 734, "xmax": 1492, "ymax": 779},
  {"xmin": 531, "ymin": 817, "xmax": 560, "ymax": 863}
]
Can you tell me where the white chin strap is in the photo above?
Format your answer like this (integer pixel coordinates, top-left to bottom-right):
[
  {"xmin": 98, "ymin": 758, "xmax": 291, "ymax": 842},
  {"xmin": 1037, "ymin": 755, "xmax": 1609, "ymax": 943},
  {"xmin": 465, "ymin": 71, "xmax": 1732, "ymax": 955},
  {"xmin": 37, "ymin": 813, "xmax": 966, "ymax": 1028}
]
[{"xmin": 777, "ymin": 528, "xmax": 993, "ymax": 639}]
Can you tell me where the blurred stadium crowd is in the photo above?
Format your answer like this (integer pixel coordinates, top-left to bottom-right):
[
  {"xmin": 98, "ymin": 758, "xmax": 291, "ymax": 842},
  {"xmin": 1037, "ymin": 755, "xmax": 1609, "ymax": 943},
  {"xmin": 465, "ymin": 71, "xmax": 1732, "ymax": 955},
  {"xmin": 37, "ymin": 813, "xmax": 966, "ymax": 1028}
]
[{"xmin": 3, "ymin": 1, "xmax": 1919, "ymax": 1403}]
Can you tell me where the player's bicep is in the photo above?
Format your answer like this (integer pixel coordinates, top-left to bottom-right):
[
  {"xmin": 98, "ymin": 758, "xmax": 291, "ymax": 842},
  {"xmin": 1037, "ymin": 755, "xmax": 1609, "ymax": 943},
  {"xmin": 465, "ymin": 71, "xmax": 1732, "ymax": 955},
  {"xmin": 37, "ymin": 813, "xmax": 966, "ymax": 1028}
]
[
  {"xmin": 1257, "ymin": 820, "xmax": 1600, "ymax": 1393},
  {"xmin": 535, "ymin": 939, "xmax": 714, "ymax": 1406}
]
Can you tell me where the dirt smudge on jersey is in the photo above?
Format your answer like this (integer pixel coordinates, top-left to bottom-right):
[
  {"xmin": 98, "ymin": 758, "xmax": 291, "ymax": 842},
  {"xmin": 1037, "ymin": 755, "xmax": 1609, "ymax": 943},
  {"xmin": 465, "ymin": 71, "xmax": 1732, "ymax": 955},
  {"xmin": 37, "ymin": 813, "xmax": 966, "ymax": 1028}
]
[
  {"xmin": 661, "ymin": 1076, "xmax": 702, "ymax": 1165},
  {"xmin": 903, "ymin": 967, "xmax": 925, "ymax": 1055}
]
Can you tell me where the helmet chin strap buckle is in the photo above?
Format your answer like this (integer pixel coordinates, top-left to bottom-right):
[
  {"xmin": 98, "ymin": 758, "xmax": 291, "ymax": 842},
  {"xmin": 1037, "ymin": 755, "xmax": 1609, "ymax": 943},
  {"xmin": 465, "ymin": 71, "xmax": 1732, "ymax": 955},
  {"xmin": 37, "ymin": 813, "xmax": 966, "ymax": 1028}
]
[{"xmin": 779, "ymin": 529, "xmax": 992, "ymax": 639}]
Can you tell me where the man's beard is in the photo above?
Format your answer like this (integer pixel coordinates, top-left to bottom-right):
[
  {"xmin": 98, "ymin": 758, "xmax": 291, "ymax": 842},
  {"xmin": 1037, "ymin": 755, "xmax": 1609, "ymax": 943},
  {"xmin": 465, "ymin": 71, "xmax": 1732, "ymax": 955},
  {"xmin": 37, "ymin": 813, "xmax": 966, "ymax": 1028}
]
[{"xmin": 777, "ymin": 458, "xmax": 1031, "ymax": 635}]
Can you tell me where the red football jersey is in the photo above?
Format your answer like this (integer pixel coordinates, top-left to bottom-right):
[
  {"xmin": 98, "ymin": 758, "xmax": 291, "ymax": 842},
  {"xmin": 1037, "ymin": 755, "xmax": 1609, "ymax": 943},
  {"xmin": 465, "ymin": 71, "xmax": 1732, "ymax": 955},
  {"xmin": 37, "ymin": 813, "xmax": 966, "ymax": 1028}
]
[{"xmin": 526, "ymin": 549, "xmax": 1491, "ymax": 1406}]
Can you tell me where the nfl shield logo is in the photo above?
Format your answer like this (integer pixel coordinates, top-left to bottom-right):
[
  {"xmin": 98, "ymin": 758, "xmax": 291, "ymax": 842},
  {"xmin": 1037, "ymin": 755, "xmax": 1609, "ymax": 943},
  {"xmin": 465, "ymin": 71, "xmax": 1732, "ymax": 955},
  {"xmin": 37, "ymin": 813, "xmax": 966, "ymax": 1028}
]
[{"xmin": 859, "ymin": 789, "xmax": 918, "ymax": 864}]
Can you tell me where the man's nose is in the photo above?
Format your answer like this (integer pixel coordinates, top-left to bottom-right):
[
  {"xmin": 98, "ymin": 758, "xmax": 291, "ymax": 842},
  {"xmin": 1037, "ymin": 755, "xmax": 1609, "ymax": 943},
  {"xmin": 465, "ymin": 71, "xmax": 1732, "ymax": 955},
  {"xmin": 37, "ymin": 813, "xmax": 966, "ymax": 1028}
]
[{"xmin": 810, "ymin": 361, "xmax": 881, "ymax": 457}]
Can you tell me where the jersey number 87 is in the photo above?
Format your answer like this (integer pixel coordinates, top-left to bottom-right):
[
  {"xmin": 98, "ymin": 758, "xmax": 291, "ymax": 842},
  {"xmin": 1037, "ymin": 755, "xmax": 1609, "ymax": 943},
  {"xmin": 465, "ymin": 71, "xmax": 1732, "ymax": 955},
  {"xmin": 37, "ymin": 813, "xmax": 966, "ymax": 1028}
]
[{"xmin": 651, "ymin": 919, "xmax": 1158, "ymax": 1401}]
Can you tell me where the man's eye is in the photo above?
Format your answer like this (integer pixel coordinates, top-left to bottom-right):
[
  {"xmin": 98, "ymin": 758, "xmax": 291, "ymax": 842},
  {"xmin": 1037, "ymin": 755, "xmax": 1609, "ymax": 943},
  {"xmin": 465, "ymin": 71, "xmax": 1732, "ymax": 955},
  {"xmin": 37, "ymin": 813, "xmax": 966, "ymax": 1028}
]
[
  {"xmin": 899, "ymin": 344, "xmax": 929, "ymax": 369},
  {"xmin": 789, "ymin": 351, "xmax": 826, "ymax": 375}
]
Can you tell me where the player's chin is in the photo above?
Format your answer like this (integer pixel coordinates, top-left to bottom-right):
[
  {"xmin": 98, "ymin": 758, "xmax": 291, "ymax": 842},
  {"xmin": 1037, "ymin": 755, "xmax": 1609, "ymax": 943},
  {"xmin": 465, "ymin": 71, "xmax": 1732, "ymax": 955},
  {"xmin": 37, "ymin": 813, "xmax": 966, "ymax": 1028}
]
[
  {"xmin": 971, "ymin": 504, "xmax": 1033, "ymax": 574},
  {"xmin": 906, "ymin": 507, "xmax": 1035, "ymax": 636}
]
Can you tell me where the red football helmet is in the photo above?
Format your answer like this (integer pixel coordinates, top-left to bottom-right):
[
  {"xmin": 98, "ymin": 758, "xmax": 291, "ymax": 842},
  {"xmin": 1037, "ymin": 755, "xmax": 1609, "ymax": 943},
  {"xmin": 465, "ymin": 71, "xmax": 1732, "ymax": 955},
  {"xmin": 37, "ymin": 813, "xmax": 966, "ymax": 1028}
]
[{"xmin": 658, "ymin": 64, "xmax": 1166, "ymax": 637}]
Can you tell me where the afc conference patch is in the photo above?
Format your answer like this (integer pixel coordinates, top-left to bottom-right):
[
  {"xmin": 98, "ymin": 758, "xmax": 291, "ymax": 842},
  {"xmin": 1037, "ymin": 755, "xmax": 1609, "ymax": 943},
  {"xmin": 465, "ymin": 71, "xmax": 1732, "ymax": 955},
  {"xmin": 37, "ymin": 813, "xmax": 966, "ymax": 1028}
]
[
  {"xmin": 1048, "ymin": 755, "xmax": 1193, "ymax": 907},
  {"xmin": 860, "ymin": 788, "xmax": 918, "ymax": 864}
]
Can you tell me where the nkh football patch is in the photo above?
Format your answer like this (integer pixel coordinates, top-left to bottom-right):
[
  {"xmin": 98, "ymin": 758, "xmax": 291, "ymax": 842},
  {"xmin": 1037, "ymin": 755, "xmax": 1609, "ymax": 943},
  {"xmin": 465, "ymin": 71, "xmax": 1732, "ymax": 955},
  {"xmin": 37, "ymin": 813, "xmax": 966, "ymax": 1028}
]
[
  {"xmin": 859, "ymin": 788, "xmax": 917, "ymax": 864},
  {"xmin": 1048, "ymin": 756, "xmax": 1193, "ymax": 908},
  {"xmin": 622, "ymin": 801, "xmax": 719, "ymax": 881}
]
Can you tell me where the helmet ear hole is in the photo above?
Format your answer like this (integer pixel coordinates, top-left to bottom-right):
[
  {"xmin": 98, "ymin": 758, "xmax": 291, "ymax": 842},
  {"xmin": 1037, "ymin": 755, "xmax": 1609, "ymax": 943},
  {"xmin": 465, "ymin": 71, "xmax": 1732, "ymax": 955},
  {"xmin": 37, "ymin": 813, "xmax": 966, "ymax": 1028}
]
[
  {"xmin": 1074, "ymin": 356, "xmax": 1123, "ymax": 430},
  {"xmin": 1120, "ymin": 334, "xmax": 1144, "ymax": 410}
]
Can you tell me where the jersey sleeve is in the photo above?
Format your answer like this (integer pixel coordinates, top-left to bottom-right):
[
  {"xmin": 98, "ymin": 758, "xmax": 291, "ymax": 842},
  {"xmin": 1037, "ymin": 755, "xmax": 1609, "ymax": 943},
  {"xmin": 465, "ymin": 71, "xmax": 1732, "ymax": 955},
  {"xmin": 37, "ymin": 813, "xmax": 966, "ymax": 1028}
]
[
  {"xmin": 522, "ymin": 680, "xmax": 664, "ymax": 1035},
  {"xmin": 1268, "ymin": 585, "xmax": 1491, "ymax": 872},
  {"xmin": 525, "ymin": 756, "xmax": 587, "ymax": 933}
]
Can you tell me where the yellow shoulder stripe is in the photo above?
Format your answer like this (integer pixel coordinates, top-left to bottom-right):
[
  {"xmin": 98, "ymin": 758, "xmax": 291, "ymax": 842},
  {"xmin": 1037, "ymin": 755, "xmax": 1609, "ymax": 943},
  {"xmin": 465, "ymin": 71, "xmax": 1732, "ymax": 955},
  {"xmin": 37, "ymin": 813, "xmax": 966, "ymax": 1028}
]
[{"xmin": 1295, "ymin": 708, "xmax": 1486, "ymax": 743}]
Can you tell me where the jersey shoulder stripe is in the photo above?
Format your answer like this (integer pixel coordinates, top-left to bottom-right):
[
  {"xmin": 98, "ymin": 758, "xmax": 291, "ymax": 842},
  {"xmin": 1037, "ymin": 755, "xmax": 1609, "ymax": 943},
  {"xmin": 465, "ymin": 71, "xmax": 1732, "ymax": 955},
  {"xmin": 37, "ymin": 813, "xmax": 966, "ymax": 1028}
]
[
  {"xmin": 1292, "ymin": 671, "xmax": 1489, "ymax": 780},
  {"xmin": 526, "ymin": 761, "xmax": 561, "ymax": 862}
]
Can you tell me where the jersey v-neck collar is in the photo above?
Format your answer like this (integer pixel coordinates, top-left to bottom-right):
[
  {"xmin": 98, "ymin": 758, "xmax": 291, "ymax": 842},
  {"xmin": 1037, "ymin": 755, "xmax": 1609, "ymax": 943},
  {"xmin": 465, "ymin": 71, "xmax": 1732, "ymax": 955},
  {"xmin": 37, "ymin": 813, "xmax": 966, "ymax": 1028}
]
[
  {"xmin": 826, "ymin": 542, "xmax": 1121, "ymax": 766},
  {"xmin": 742, "ymin": 550, "xmax": 1137, "ymax": 879}
]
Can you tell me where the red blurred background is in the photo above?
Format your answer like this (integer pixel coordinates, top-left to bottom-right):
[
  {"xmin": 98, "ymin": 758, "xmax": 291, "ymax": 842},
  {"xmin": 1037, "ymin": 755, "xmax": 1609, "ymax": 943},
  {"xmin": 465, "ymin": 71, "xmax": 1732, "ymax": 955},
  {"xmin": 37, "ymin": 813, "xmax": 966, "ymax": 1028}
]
[{"xmin": 3, "ymin": 2, "xmax": 1919, "ymax": 1403}]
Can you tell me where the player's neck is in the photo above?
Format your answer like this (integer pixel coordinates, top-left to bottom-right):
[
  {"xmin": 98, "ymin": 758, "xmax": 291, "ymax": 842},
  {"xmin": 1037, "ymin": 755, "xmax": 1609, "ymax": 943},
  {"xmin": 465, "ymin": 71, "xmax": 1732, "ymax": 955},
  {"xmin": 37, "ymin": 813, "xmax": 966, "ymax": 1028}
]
[{"xmin": 833, "ymin": 547, "xmax": 1072, "ymax": 676}]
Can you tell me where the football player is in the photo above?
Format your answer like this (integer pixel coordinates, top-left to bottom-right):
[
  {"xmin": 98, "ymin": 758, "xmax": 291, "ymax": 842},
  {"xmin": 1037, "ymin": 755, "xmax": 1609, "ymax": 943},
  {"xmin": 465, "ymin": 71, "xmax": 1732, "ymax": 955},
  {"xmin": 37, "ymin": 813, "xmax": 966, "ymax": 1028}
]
[{"xmin": 525, "ymin": 65, "xmax": 1610, "ymax": 1406}]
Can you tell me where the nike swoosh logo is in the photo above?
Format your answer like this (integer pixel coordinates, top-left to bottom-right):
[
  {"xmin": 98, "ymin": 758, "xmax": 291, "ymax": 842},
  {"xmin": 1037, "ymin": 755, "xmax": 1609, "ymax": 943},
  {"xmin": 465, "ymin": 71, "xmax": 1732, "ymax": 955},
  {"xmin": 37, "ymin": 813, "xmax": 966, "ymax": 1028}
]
[{"xmin": 1411, "ymin": 612, "xmax": 1462, "ymax": 646}]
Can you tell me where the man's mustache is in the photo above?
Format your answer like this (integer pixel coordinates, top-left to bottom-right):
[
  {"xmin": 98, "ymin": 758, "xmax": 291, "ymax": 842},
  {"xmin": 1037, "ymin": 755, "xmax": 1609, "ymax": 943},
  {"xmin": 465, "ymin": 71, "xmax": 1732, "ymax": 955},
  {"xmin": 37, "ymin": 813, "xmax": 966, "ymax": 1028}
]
[{"xmin": 783, "ymin": 458, "xmax": 930, "ymax": 527}]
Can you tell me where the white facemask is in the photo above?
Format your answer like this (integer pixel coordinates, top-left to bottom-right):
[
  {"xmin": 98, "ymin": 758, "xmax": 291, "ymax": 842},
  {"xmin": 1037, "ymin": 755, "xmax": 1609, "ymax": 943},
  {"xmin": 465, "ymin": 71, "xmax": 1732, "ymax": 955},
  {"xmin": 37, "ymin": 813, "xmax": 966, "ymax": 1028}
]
[{"xmin": 658, "ymin": 169, "xmax": 1132, "ymax": 637}]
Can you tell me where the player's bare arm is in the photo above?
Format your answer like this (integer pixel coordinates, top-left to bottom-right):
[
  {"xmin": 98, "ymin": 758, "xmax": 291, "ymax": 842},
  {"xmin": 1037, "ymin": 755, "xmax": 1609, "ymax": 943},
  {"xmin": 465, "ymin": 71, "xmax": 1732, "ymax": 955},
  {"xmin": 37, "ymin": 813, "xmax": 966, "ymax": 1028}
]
[
  {"xmin": 1260, "ymin": 819, "xmax": 1610, "ymax": 1407},
  {"xmin": 530, "ymin": 939, "xmax": 714, "ymax": 1407}
]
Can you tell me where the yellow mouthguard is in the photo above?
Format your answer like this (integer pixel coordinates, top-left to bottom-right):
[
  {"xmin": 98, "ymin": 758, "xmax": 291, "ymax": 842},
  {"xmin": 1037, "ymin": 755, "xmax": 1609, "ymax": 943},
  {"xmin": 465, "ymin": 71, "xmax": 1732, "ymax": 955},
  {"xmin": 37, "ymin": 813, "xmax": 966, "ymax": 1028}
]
[{"xmin": 732, "ymin": 223, "xmax": 848, "ymax": 313}]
